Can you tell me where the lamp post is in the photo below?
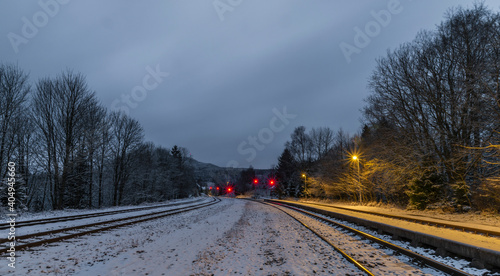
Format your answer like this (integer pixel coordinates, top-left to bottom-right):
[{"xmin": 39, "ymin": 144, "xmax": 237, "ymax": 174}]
[
  {"xmin": 302, "ymin": 173, "xmax": 307, "ymax": 197},
  {"xmin": 352, "ymin": 155, "xmax": 361, "ymax": 203}
]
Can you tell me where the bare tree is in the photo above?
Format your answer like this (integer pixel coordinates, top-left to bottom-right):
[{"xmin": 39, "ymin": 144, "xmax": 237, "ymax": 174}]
[
  {"xmin": 363, "ymin": 3, "xmax": 500, "ymax": 208},
  {"xmin": 32, "ymin": 71, "xmax": 97, "ymax": 209},
  {"xmin": 96, "ymin": 111, "xmax": 112, "ymax": 208},
  {"xmin": 0, "ymin": 64, "xmax": 201, "ymax": 211},
  {"xmin": 109, "ymin": 111, "xmax": 144, "ymax": 206},
  {"xmin": 286, "ymin": 126, "xmax": 312, "ymax": 165},
  {"xmin": 0, "ymin": 64, "xmax": 30, "ymax": 179},
  {"xmin": 81, "ymin": 102, "xmax": 107, "ymax": 208},
  {"xmin": 310, "ymin": 127, "xmax": 335, "ymax": 160},
  {"xmin": 32, "ymin": 78, "xmax": 60, "ymax": 209}
]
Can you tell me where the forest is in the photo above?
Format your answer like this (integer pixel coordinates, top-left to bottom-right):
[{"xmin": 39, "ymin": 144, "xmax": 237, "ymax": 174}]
[
  {"xmin": 0, "ymin": 67, "xmax": 199, "ymax": 211},
  {"xmin": 273, "ymin": 4, "xmax": 500, "ymax": 212}
]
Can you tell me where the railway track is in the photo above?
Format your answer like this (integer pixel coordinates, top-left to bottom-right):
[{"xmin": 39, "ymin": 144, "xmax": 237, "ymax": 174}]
[
  {"xmin": 0, "ymin": 198, "xmax": 203, "ymax": 230},
  {"xmin": 0, "ymin": 198, "xmax": 220, "ymax": 254},
  {"xmin": 261, "ymin": 200, "xmax": 474, "ymax": 276},
  {"xmin": 298, "ymin": 201, "xmax": 500, "ymax": 237}
]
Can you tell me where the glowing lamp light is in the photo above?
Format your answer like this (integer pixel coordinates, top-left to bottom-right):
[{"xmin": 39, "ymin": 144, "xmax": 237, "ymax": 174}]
[{"xmin": 352, "ymin": 155, "xmax": 358, "ymax": 160}]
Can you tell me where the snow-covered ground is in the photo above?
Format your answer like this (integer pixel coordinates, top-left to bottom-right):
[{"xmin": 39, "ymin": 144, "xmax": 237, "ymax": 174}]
[
  {"xmin": 0, "ymin": 198, "xmax": 362, "ymax": 275},
  {"xmin": 270, "ymin": 203, "xmax": 445, "ymax": 276},
  {"xmin": 290, "ymin": 205, "xmax": 497, "ymax": 275},
  {"xmin": 292, "ymin": 200, "xmax": 500, "ymax": 252},
  {"xmin": 299, "ymin": 199, "xmax": 500, "ymax": 228},
  {"xmin": 10, "ymin": 198, "xmax": 210, "ymax": 238},
  {"xmin": 2, "ymin": 197, "xmax": 202, "ymax": 223},
  {"xmin": 2, "ymin": 198, "xmax": 496, "ymax": 275}
]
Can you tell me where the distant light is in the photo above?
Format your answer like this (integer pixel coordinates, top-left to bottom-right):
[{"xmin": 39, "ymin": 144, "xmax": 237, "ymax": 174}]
[
  {"xmin": 254, "ymin": 179, "xmax": 258, "ymax": 184},
  {"xmin": 270, "ymin": 180, "xmax": 274, "ymax": 185},
  {"xmin": 209, "ymin": 187, "xmax": 212, "ymax": 190},
  {"xmin": 216, "ymin": 187, "xmax": 219, "ymax": 190},
  {"xmin": 227, "ymin": 187, "xmax": 232, "ymax": 192},
  {"xmin": 352, "ymin": 155, "xmax": 358, "ymax": 160},
  {"xmin": 302, "ymin": 174, "xmax": 306, "ymax": 178}
]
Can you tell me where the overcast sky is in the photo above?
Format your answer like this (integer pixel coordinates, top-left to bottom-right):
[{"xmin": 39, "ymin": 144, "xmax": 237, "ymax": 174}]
[{"xmin": 1, "ymin": 0, "xmax": 498, "ymax": 169}]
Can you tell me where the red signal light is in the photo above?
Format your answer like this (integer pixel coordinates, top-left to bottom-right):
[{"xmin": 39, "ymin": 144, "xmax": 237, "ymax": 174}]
[
  {"xmin": 227, "ymin": 187, "xmax": 232, "ymax": 192},
  {"xmin": 254, "ymin": 179, "xmax": 258, "ymax": 184},
  {"xmin": 270, "ymin": 180, "xmax": 274, "ymax": 185},
  {"xmin": 216, "ymin": 187, "xmax": 219, "ymax": 190},
  {"xmin": 209, "ymin": 187, "xmax": 212, "ymax": 190}
]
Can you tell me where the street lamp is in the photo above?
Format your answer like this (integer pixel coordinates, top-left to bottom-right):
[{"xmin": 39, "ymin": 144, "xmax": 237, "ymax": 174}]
[
  {"xmin": 302, "ymin": 174, "xmax": 307, "ymax": 197},
  {"xmin": 352, "ymin": 155, "xmax": 361, "ymax": 203}
]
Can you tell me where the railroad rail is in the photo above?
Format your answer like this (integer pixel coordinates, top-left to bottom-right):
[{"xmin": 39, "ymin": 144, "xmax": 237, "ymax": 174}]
[
  {"xmin": 264, "ymin": 200, "xmax": 473, "ymax": 276},
  {"xmin": 299, "ymin": 200, "xmax": 500, "ymax": 237},
  {"xmin": 266, "ymin": 199, "xmax": 500, "ymax": 270},
  {"xmin": 0, "ymin": 198, "xmax": 203, "ymax": 230},
  {"xmin": 257, "ymin": 200, "xmax": 375, "ymax": 275},
  {"xmin": 0, "ymin": 198, "xmax": 219, "ymax": 254}
]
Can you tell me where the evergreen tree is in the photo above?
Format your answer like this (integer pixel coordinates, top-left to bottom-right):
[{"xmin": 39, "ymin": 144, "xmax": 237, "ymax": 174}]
[
  {"xmin": 170, "ymin": 145, "xmax": 183, "ymax": 198},
  {"xmin": 275, "ymin": 148, "xmax": 300, "ymax": 198},
  {"xmin": 235, "ymin": 166, "xmax": 255, "ymax": 194}
]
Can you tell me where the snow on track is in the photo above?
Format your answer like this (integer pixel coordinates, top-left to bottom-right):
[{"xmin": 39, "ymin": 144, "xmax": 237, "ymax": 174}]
[
  {"xmin": 3, "ymin": 197, "xmax": 202, "ymax": 223},
  {"xmin": 190, "ymin": 199, "xmax": 361, "ymax": 275},
  {"xmin": 269, "ymin": 203, "xmax": 445, "ymax": 276},
  {"xmin": 13, "ymin": 198, "xmax": 211, "ymax": 237},
  {"xmin": 290, "ymin": 201, "xmax": 500, "ymax": 252},
  {"xmin": 2, "ymin": 198, "xmax": 371, "ymax": 275}
]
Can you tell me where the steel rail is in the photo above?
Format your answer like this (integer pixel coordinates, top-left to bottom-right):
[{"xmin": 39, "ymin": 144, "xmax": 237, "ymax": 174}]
[
  {"xmin": 0, "ymin": 198, "xmax": 204, "ymax": 230},
  {"xmin": 296, "ymin": 201, "xmax": 500, "ymax": 237},
  {"xmin": 270, "ymin": 201, "xmax": 473, "ymax": 276},
  {"xmin": 0, "ymin": 198, "xmax": 220, "ymax": 254},
  {"xmin": 250, "ymin": 200, "xmax": 375, "ymax": 276}
]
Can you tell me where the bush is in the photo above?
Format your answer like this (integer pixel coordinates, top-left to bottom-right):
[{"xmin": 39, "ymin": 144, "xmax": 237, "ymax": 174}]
[
  {"xmin": 451, "ymin": 180, "xmax": 471, "ymax": 210},
  {"xmin": 406, "ymin": 172, "xmax": 444, "ymax": 210},
  {"xmin": 471, "ymin": 178, "xmax": 500, "ymax": 213}
]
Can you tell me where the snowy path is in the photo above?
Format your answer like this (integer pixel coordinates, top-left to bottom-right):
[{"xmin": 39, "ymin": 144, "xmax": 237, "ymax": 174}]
[
  {"xmin": 188, "ymin": 200, "xmax": 361, "ymax": 276},
  {"xmin": 2, "ymin": 198, "xmax": 363, "ymax": 275},
  {"xmin": 2, "ymin": 198, "xmax": 482, "ymax": 275},
  {"xmin": 268, "ymin": 203, "xmax": 443, "ymax": 276}
]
